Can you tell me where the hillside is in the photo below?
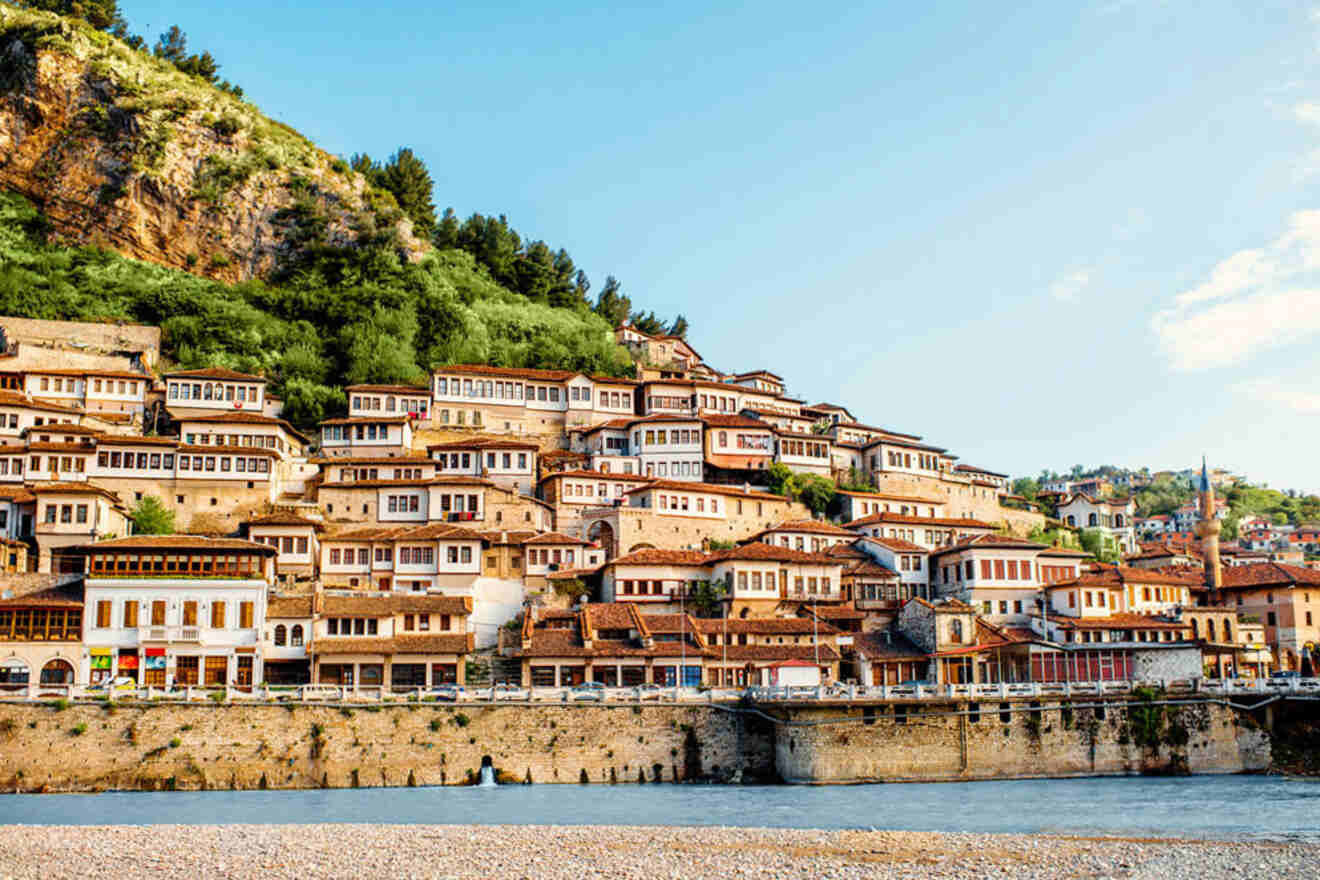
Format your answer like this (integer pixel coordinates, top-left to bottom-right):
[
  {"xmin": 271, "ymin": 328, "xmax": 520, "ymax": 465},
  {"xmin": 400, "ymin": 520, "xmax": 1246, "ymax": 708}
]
[
  {"xmin": 0, "ymin": 3, "xmax": 651, "ymax": 429},
  {"xmin": 0, "ymin": 188, "xmax": 633, "ymax": 427},
  {"xmin": 0, "ymin": 4, "xmax": 428, "ymax": 281}
]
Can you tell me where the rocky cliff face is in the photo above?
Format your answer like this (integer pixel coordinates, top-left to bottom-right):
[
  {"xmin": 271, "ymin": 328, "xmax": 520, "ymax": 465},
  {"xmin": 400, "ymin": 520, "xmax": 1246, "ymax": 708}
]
[{"xmin": 0, "ymin": 7, "xmax": 427, "ymax": 282}]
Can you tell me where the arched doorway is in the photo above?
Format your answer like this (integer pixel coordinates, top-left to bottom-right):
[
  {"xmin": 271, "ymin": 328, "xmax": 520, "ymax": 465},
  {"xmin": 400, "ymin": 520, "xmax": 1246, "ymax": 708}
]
[
  {"xmin": 587, "ymin": 520, "xmax": 616, "ymax": 560},
  {"xmin": 40, "ymin": 659, "xmax": 74, "ymax": 685}
]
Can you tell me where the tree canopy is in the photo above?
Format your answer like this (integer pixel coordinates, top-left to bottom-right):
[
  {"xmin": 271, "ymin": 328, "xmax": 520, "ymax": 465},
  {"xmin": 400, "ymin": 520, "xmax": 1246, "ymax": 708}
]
[{"xmin": 130, "ymin": 495, "xmax": 175, "ymax": 535}]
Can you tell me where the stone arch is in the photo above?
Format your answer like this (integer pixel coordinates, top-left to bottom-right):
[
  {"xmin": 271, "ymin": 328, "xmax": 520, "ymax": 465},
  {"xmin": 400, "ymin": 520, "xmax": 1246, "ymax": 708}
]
[
  {"xmin": 587, "ymin": 520, "xmax": 616, "ymax": 560},
  {"xmin": 627, "ymin": 542, "xmax": 657, "ymax": 554},
  {"xmin": 39, "ymin": 658, "xmax": 74, "ymax": 685}
]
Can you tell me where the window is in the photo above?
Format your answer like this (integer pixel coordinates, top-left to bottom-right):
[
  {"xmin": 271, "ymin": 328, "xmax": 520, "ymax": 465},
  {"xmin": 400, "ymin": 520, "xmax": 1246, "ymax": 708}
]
[
  {"xmin": 211, "ymin": 601, "xmax": 226, "ymax": 628},
  {"xmin": 96, "ymin": 600, "xmax": 111, "ymax": 628},
  {"xmin": 122, "ymin": 601, "xmax": 138, "ymax": 627}
]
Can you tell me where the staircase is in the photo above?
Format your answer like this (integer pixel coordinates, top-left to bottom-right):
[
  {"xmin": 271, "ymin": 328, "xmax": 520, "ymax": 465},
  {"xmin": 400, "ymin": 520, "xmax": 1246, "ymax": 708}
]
[
  {"xmin": 465, "ymin": 651, "xmax": 524, "ymax": 688},
  {"xmin": 490, "ymin": 655, "xmax": 523, "ymax": 686}
]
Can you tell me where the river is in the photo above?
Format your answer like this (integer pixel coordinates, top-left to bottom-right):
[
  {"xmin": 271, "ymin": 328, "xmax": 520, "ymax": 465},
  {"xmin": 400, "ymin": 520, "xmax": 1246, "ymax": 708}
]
[{"xmin": 0, "ymin": 775, "xmax": 1315, "ymax": 839}]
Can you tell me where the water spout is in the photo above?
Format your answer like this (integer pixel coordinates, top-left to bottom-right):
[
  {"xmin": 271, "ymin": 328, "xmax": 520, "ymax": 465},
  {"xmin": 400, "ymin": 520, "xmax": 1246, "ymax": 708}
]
[{"xmin": 478, "ymin": 757, "xmax": 497, "ymax": 787}]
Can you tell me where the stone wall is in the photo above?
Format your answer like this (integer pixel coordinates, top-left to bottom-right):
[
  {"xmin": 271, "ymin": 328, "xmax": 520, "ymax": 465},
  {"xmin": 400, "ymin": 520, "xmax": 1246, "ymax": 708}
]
[
  {"xmin": 0, "ymin": 317, "xmax": 161, "ymax": 365},
  {"xmin": 772, "ymin": 698, "xmax": 1269, "ymax": 784},
  {"xmin": 870, "ymin": 472, "xmax": 1045, "ymax": 536},
  {"xmin": 0, "ymin": 696, "xmax": 1270, "ymax": 792},
  {"xmin": 0, "ymin": 701, "xmax": 774, "ymax": 792}
]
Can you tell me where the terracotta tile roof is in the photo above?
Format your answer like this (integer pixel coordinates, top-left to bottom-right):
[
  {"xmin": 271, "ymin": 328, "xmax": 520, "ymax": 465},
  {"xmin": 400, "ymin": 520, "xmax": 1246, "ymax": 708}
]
[
  {"xmin": 77, "ymin": 535, "xmax": 277, "ymax": 554},
  {"xmin": 846, "ymin": 513, "xmax": 997, "ymax": 529},
  {"xmin": 522, "ymin": 531, "xmax": 587, "ymax": 546},
  {"xmin": 29, "ymin": 481, "xmax": 123, "ymax": 502},
  {"xmin": 930, "ymin": 534, "xmax": 1047, "ymax": 556},
  {"xmin": 22, "ymin": 424, "xmax": 101, "ymax": 436},
  {"xmin": 246, "ymin": 512, "xmax": 322, "ymax": 528},
  {"xmin": 953, "ymin": 464, "xmax": 1009, "ymax": 478},
  {"xmin": 317, "ymin": 476, "xmax": 492, "ymax": 490},
  {"xmin": 852, "ymin": 630, "xmax": 927, "ymax": 660},
  {"xmin": 751, "ymin": 519, "xmax": 857, "ymax": 539},
  {"xmin": 266, "ymin": 595, "xmax": 314, "ymax": 618},
  {"xmin": 166, "ymin": 367, "xmax": 265, "ymax": 381},
  {"xmin": 626, "ymin": 479, "xmax": 784, "ymax": 501},
  {"xmin": 1220, "ymin": 562, "xmax": 1320, "ymax": 589},
  {"xmin": 636, "ymin": 612, "xmax": 700, "ymax": 633},
  {"xmin": 0, "ymin": 390, "xmax": 82, "ymax": 413},
  {"xmin": 802, "ymin": 604, "xmax": 868, "ymax": 620},
  {"xmin": 546, "ymin": 567, "xmax": 603, "ymax": 580},
  {"xmin": 24, "ymin": 367, "xmax": 150, "ymax": 380},
  {"xmin": 605, "ymin": 548, "xmax": 710, "ymax": 567},
  {"xmin": 1037, "ymin": 545, "xmax": 1092, "ymax": 558},
  {"xmin": 323, "ymin": 524, "xmax": 486, "ymax": 542},
  {"xmin": 716, "ymin": 645, "xmax": 841, "ymax": 662},
  {"xmin": 25, "ymin": 442, "xmax": 94, "ymax": 453},
  {"xmin": 312, "ymin": 634, "xmax": 473, "ymax": 655},
  {"xmin": 433, "ymin": 363, "xmax": 577, "ymax": 381},
  {"xmin": 319, "ymin": 594, "xmax": 472, "ymax": 616},
  {"xmin": 427, "ymin": 437, "xmax": 539, "ymax": 451},
  {"xmin": 177, "ymin": 444, "xmax": 281, "ymax": 457},
  {"xmin": 319, "ymin": 416, "xmax": 412, "ymax": 426},
  {"xmin": 0, "ymin": 583, "xmax": 84, "ymax": 609},
  {"xmin": 0, "ymin": 486, "xmax": 35, "ymax": 503},
  {"xmin": 843, "ymin": 560, "xmax": 899, "ymax": 579},
  {"xmin": 93, "ymin": 435, "xmax": 179, "ymax": 447},
  {"xmin": 1042, "ymin": 612, "xmax": 1189, "ymax": 631},
  {"xmin": 584, "ymin": 602, "xmax": 645, "ymax": 633},
  {"xmin": 701, "ymin": 544, "xmax": 841, "ymax": 565},
  {"xmin": 175, "ymin": 409, "xmax": 303, "ymax": 431},
  {"xmin": 690, "ymin": 617, "xmax": 840, "ymax": 635},
  {"xmin": 862, "ymin": 536, "xmax": 928, "ymax": 553},
  {"xmin": 823, "ymin": 542, "xmax": 868, "ymax": 560},
  {"xmin": 541, "ymin": 471, "xmax": 653, "ymax": 483},
  {"xmin": 308, "ymin": 453, "xmax": 432, "ymax": 465}
]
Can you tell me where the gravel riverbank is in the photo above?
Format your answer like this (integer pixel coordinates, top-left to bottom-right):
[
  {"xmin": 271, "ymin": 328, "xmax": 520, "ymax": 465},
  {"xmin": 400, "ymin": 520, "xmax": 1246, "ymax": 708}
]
[{"xmin": 0, "ymin": 824, "xmax": 1313, "ymax": 879}]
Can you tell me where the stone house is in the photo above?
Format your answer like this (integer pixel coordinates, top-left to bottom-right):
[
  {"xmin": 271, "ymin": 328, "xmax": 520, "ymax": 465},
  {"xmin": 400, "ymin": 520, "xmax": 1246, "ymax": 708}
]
[{"xmin": 311, "ymin": 593, "xmax": 474, "ymax": 689}]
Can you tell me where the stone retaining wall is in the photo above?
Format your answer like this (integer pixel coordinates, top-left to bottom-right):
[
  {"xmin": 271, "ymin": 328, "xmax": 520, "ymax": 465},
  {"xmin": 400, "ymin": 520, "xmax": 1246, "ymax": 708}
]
[
  {"xmin": 772, "ymin": 699, "xmax": 1270, "ymax": 783},
  {"xmin": 0, "ymin": 697, "xmax": 1270, "ymax": 791}
]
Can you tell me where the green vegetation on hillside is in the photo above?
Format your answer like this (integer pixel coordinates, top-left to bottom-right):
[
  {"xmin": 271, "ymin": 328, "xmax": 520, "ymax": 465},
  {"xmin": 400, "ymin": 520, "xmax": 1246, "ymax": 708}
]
[{"xmin": 0, "ymin": 191, "xmax": 633, "ymax": 427}]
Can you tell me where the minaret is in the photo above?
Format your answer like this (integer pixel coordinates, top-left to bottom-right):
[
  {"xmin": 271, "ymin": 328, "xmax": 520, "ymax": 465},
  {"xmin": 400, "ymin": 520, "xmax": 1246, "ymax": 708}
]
[{"xmin": 1195, "ymin": 456, "xmax": 1223, "ymax": 599}]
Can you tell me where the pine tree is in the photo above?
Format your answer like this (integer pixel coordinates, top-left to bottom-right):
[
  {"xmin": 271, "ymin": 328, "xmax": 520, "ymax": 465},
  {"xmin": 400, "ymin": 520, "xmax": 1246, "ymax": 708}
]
[
  {"xmin": 379, "ymin": 148, "xmax": 437, "ymax": 239},
  {"xmin": 594, "ymin": 276, "xmax": 630, "ymax": 326}
]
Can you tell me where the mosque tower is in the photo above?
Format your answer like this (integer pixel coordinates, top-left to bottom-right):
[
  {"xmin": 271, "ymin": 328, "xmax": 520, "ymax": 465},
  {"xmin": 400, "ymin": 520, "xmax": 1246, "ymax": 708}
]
[{"xmin": 1195, "ymin": 457, "xmax": 1223, "ymax": 598}]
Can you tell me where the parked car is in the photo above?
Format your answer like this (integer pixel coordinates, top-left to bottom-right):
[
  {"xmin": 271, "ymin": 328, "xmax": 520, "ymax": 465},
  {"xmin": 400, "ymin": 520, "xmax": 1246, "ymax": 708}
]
[
  {"xmin": 569, "ymin": 682, "xmax": 605, "ymax": 702},
  {"xmin": 491, "ymin": 683, "xmax": 529, "ymax": 701},
  {"xmin": 1269, "ymin": 670, "xmax": 1301, "ymax": 679},
  {"xmin": 432, "ymin": 684, "xmax": 464, "ymax": 702},
  {"xmin": 633, "ymin": 684, "xmax": 663, "ymax": 702}
]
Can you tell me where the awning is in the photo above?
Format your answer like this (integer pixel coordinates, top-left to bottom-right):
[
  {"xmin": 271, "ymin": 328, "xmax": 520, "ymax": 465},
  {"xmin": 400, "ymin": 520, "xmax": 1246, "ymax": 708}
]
[
  {"xmin": 89, "ymin": 647, "xmax": 112, "ymax": 656},
  {"xmin": 117, "ymin": 655, "xmax": 139, "ymax": 669},
  {"xmin": 1, "ymin": 658, "xmax": 28, "ymax": 669},
  {"xmin": 144, "ymin": 647, "xmax": 165, "ymax": 657}
]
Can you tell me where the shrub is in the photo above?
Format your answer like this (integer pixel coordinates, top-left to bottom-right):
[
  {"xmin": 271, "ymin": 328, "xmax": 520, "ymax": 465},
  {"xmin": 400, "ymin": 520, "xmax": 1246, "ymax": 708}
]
[
  {"xmin": 70, "ymin": 723, "xmax": 87, "ymax": 737},
  {"xmin": 453, "ymin": 713, "xmax": 470, "ymax": 728},
  {"xmin": 169, "ymin": 737, "xmax": 181, "ymax": 748}
]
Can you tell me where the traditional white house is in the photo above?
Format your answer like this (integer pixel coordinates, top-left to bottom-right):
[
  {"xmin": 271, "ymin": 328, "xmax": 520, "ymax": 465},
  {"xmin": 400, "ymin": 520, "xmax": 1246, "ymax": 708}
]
[
  {"xmin": 749, "ymin": 519, "xmax": 858, "ymax": 554},
  {"xmin": 77, "ymin": 536, "xmax": 276, "ymax": 689},
  {"xmin": 318, "ymin": 416, "xmax": 413, "ymax": 458},
  {"xmin": 165, "ymin": 367, "xmax": 267, "ymax": 413},
  {"xmin": 1056, "ymin": 494, "xmax": 1137, "ymax": 554},
  {"xmin": 857, "ymin": 536, "xmax": 932, "ymax": 601},
  {"xmin": 244, "ymin": 511, "xmax": 323, "ymax": 581},
  {"xmin": 427, "ymin": 438, "xmax": 539, "ymax": 494},
  {"xmin": 319, "ymin": 523, "xmax": 487, "ymax": 591},
  {"xmin": 346, "ymin": 384, "xmax": 431, "ymax": 420},
  {"xmin": 262, "ymin": 594, "xmax": 313, "ymax": 685},
  {"xmin": 23, "ymin": 368, "xmax": 150, "ymax": 419}
]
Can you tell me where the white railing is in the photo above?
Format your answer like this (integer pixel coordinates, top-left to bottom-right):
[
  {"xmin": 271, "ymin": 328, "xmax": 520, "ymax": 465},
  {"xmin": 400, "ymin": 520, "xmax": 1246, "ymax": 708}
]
[{"xmin": 4, "ymin": 677, "xmax": 1318, "ymax": 704}]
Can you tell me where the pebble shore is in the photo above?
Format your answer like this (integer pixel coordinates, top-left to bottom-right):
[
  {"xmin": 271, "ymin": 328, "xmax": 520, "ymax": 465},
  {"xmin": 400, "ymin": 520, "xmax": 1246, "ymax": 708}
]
[{"xmin": 0, "ymin": 824, "xmax": 1314, "ymax": 879}]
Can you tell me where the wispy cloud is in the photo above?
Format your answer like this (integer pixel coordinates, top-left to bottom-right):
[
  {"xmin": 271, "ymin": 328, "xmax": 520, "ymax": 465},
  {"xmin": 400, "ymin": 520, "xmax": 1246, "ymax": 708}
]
[
  {"xmin": 1049, "ymin": 269, "xmax": 1091, "ymax": 302},
  {"xmin": 1232, "ymin": 375, "xmax": 1320, "ymax": 414},
  {"xmin": 1152, "ymin": 211, "xmax": 1320, "ymax": 370},
  {"xmin": 1293, "ymin": 101, "xmax": 1320, "ymax": 125}
]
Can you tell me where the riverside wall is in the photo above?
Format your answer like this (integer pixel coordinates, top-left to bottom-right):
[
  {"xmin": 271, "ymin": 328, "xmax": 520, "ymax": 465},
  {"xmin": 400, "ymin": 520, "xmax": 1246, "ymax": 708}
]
[
  {"xmin": 0, "ymin": 697, "xmax": 1272, "ymax": 792},
  {"xmin": 772, "ymin": 699, "xmax": 1270, "ymax": 784}
]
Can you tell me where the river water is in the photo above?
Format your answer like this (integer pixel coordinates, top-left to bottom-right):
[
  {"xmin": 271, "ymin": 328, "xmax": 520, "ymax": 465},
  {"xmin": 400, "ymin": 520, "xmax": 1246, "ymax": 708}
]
[{"xmin": 0, "ymin": 776, "xmax": 1314, "ymax": 839}]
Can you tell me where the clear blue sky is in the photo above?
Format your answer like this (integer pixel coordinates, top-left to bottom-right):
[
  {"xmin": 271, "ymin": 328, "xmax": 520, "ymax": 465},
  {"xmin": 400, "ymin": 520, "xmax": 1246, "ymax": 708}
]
[{"xmin": 123, "ymin": 0, "xmax": 1320, "ymax": 491}]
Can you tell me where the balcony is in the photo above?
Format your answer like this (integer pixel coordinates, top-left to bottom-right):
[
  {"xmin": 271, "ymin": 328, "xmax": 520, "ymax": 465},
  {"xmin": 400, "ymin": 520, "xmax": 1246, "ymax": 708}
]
[{"xmin": 138, "ymin": 626, "xmax": 203, "ymax": 643}]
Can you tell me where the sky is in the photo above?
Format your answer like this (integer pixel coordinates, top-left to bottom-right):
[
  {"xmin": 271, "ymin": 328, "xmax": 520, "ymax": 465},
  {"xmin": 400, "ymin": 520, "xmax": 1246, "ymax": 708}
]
[{"xmin": 120, "ymin": 0, "xmax": 1320, "ymax": 491}]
